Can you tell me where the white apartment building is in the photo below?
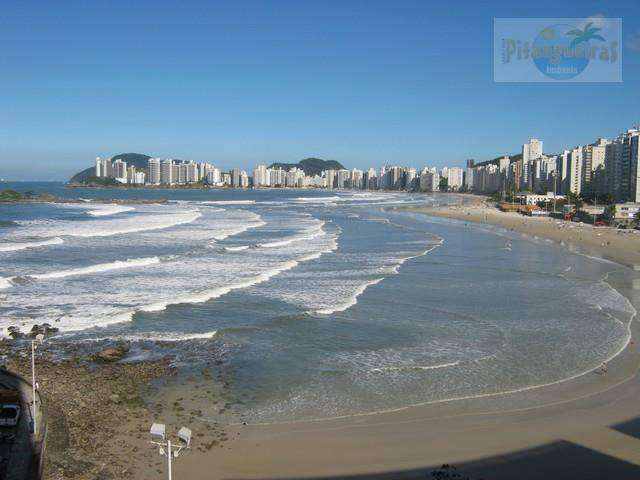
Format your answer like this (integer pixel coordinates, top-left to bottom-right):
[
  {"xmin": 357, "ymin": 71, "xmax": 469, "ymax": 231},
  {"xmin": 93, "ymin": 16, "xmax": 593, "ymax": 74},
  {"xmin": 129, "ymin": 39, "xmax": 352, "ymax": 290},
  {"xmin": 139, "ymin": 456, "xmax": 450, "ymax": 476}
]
[
  {"xmin": 419, "ymin": 167, "xmax": 439, "ymax": 192},
  {"xmin": 253, "ymin": 165, "xmax": 269, "ymax": 187},
  {"xmin": 582, "ymin": 138, "xmax": 608, "ymax": 197},
  {"xmin": 161, "ymin": 159, "xmax": 173, "ymax": 185},
  {"xmin": 336, "ymin": 169, "xmax": 350, "ymax": 189},
  {"xmin": 351, "ymin": 168, "xmax": 364, "ymax": 189},
  {"xmin": 324, "ymin": 169, "xmax": 336, "ymax": 189},
  {"xmin": 522, "ymin": 138, "xmax": 543, "ymax": 163},
  {"xmin": 605, "ymin": 128, "xmax": 640, "ymax": 203},
  {"xmin": 240, "ymin": 171, "xmax": 249, "ymax": 188},
  {"xmin": 447, "ymin": 167, "xmax": 464, "ymax": 190},
  {"xmin": 148, "ymin": 158, "xmax": 161, "ymax": 184},
  {"xmin": 568, "ymin": 147, "xmax": 583, "ymax": 195}
]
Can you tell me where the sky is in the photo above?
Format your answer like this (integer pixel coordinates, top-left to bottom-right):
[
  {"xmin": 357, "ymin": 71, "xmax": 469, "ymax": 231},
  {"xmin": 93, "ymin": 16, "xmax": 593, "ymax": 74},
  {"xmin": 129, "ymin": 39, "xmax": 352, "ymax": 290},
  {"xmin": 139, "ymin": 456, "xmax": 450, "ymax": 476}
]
[{"xmin": 1, "ymin": 0, "xmax": 640, "ymax": 180}]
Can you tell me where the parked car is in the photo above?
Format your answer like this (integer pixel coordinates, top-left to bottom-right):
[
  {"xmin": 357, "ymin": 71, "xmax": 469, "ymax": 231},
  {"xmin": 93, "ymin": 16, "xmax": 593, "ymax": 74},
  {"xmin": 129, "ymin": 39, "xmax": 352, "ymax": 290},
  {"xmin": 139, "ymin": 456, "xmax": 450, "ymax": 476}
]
[{"xmin": 0, "ymin": 390, "xmax": 20, "ymax": 428}]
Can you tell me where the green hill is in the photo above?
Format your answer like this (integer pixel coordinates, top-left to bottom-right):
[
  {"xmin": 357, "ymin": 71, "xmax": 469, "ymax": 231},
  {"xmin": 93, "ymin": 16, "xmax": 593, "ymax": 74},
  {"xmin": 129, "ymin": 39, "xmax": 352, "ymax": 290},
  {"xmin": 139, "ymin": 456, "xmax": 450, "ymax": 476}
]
[
  {"xmin": 474, "ymin": 153, "xmax": 522, "ymax": 168},
  {"xmin": 268, "ymin": 158, "xmax": 345, "ymax": 177},
  {"xmin": 69, "ymin": 153, "xmax": 152, "ymax": 183}
]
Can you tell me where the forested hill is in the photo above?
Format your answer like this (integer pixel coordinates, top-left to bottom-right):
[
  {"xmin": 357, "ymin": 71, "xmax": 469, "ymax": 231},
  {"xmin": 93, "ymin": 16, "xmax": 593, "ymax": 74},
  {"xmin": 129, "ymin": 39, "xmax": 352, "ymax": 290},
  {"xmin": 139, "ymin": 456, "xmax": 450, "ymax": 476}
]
[
  {"xmin": 69, "ymin": 153, "xmax": 151, "ymax": 183},
  {"xmin": 268, "ymin": 158, "xmax": 345, "ymax": 177}
]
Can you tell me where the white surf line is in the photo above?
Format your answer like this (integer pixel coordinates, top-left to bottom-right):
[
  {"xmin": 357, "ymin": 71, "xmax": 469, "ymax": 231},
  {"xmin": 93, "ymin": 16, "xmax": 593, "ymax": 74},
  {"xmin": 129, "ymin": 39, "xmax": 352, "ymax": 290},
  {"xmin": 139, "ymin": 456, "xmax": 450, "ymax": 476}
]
[
  {"xmin": 138, "ymin": 237, "xmax": 338, "ymax": 315},
  {"xmin": 69, "ymin": 210, "xmax": 202, "ymax": 238},
  {"xmin": 212, "ymin": 219, "xmax": 267, "ymax": 241},
  {"xmin": 67, "ymin": 330, "xmax": 219, "ymax": 343},
  {"xmin": 370, "ymin": 361, "xmax": 460, "ymax": 373},
  {"xmin": 198, "ymin": 200, "xmax": 256, "ymax": 205},
  {"xmin": 224, "ymin": 245, "xmax": 250, "ymax": 252},
  {"xmin": 313, "ymin": 237, "xmax": 444, "ymax": 316},
  {"xmin": 87, "ymin": 205, "xmax": 134, "ymax": 217},
  {"xmin": 0, "ymin": 237, "xmax": 64, "ymax": 253},
  {"xmin": 388, "ymin": 240, "xmax": 444, "ymax": 274},
  {"xmin": 29, "ymin": 256, "xmax": 161, "ymax": 280},
  {"xmin": 315, "ymin": 278, "xmax": 384, "ymax": 315},
  {"xmin": 0, "ymin": 277, "xmax": 13, "ymax": 290},
  {"xmin": 257, "ymin": 221, "xmax": 326, "ymax": 249}
]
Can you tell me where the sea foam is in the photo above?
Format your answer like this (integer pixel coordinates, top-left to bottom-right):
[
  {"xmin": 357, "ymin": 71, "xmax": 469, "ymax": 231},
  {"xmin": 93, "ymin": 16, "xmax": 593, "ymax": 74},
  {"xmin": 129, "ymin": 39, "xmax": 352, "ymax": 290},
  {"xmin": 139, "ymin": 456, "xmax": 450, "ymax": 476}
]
[
  {"xmin": 30, "ymin": 256, "xmax": 161, "ymax": 280},
  {"xmin": 87, "ymin": 205, "xmax": 135, "ymax": 217},
  {"xmin": 315, "ymin": 278, "xmax": 384, "ymax": 315},
  {"xmin": 0, "ymin": 237, "xmax": 64, "ymax": 252}
]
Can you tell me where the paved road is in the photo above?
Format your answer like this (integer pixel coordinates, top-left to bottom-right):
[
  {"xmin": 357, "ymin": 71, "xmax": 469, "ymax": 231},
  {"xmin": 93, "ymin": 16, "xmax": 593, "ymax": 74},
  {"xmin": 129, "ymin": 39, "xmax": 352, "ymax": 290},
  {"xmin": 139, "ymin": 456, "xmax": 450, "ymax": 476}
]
[{"xmin": 0, "ymin": 369, "xmax": 45, "ymax": 480}]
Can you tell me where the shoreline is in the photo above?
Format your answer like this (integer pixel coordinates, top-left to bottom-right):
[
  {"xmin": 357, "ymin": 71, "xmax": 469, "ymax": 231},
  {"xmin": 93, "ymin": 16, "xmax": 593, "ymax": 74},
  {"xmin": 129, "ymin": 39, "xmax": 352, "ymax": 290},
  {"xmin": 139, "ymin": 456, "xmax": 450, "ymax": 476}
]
[
  {"xmin": 185, "ymin": 197, "xmax": 640, "ymax": 479},
  {"xmin": 5, "ymin": 193, "xmax": 640, "ymax": 478},
  {"xmin": 399, "ymin": 194, "xmax": 640, "ymax": 269}
]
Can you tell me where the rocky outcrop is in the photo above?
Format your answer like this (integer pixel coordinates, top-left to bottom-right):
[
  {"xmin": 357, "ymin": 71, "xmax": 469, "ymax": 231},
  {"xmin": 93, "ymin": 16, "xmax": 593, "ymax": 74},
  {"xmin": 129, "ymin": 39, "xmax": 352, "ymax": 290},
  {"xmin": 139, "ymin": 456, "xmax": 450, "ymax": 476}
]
[{"xmin": 92, "ymin": 343, "xmax": 130, "ymax": 362}]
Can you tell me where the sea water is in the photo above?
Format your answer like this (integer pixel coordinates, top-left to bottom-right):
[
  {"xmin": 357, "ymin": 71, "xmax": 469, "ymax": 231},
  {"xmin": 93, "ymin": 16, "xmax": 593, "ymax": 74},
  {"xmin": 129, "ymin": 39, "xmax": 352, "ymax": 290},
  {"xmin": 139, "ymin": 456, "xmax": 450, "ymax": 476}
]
[{"xmin": 0, "ymin": 182, "xmax": 635, "ymax": 422}]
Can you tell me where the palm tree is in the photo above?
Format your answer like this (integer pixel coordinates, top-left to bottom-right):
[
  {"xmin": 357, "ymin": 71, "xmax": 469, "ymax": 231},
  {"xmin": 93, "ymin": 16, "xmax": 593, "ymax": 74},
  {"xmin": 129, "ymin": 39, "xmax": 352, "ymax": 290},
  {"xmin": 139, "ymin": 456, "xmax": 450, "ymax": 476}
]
[{"xmin": 566, "ymin": 22, "xmax": 606, "ymax": 49}]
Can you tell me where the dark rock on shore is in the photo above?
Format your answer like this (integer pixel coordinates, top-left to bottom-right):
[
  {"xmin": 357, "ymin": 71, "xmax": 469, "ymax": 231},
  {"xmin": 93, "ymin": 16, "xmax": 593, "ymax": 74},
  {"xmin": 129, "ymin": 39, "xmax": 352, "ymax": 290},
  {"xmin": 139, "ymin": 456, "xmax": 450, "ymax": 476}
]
[
  {"xmin": 7, "ymin": 326, "xmax": 24, "ymax": 340},
  {"xmin": 93, "ymin": 342, "xmax": 130, "ymax": 362},
  {"xmin": 29, "ymin": 323, "xmax": 60, "ymax": 338}
]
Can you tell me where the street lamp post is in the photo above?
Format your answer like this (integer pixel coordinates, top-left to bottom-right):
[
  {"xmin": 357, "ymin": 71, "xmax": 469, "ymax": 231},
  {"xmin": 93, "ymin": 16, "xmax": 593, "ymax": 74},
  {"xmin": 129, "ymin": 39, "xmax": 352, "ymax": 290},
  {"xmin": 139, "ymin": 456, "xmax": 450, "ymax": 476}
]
[
  {"xmin": 31, "ymin": 333, "xmax": 44, "ymax": 436},
  {"xmin": 553, "ymin": 171, "xmax": 558, "ymax": 214},
  {"xmin": 150, "ymin": 423, "xmax": 192, "ymax": 480}
]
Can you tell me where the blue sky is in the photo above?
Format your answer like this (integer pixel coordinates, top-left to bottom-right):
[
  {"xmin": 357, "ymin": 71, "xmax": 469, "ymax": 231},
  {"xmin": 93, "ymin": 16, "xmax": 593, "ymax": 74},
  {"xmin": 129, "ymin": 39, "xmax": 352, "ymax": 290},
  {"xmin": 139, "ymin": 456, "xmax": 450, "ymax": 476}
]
[{"xmin": 1, "ymin": 0, "xmax": 640, "ymax": 180}]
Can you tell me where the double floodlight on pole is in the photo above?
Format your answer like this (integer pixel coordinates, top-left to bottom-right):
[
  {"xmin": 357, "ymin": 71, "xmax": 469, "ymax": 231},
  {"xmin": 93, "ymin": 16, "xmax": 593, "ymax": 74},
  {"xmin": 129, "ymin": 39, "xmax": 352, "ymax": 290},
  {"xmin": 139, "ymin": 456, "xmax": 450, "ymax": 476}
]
[
  {"xmin": 150, "ymin": 422, "xmax": 192, "ymax": 480},
  {"xmin": 31, "ymin": 333, "xmax": 44, "ymax": 436}
]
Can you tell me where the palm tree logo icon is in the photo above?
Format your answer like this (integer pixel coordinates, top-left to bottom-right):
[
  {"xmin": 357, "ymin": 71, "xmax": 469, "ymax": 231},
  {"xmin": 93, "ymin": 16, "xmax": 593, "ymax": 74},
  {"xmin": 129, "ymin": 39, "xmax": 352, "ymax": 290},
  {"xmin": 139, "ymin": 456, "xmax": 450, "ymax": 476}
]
[
  {"xmin": 532, "ymin": 21, "xmax": 608, "ymax": 80},
  {"xmin": 565, "ymin": 22, "xmax": 606, "ymax": 49}
]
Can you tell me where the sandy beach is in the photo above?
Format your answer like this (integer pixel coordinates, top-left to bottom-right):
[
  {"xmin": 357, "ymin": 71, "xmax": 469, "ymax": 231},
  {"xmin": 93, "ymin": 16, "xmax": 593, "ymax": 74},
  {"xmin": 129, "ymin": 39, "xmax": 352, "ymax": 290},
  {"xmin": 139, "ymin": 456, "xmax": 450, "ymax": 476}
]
[{"xmin": 403, "ymin": 194, "xmax": 640, "ymax": 269}]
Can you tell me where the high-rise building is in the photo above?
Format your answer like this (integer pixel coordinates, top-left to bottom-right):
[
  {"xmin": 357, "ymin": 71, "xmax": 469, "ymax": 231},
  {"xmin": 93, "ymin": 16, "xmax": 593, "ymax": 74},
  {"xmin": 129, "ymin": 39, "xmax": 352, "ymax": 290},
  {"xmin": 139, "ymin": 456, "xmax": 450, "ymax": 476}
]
[
  {"xmin": 582, "ymin": 138, "xmax": 609, "ymax": 198},
  {"xmin": 351, "ymin": 169, "xmax": 363, "ymax": 189},
  {"xmin": 447, "ymin": 167, "xmax": 464, "ymax": 191},
  {"xmin": 185, "ymin": 162, "xmax": 199, "ymax": 183},
  {"xmin": 336, "ymin": 169, "xmax": 350, "ymax": 189},
  {"xmin": 112, "ymin": 159, "xmax": 127, "ymax": 181},
  {"xmin": 253, "ymin": 165, "xmax": 269, "ymax": 187},
  {"xmin": 148, "ymin": 158, "xmax": 161, "ymax": 184},
  {"xmin": 324, "ymin": 169, "xmax": 336, "ymax": 189},
  {"xmin": 419, "ymin": 167, "xmax": 439, "ymax": 192},
  {"xmin": 161, "ymin": 160, "xmax": 173, "ymax": 185},
  {"xmin": 240, "ymin": 170, "xmax": 249, "ymax": 188},
  {"xmin": 604, "ymin": 128, "xmax": 640, "ymax": 202},
  {"xmin": 231, "ymin": 168, "xmax": 241, "ymax": 187},
  {"xmin": 95, "ymin": 157, "xmax": 106, "ymax": 178},
  {"xmin": 404, "ymin": 168, "xmax": 416, "ymax": 191},
  {"xmin": 568, "ymin": 147, "xmax": 583, "ymax": 195},
  {"xmin": 522, "ymin": 138, "xmax": 543, "ymax": 163},
  {"xmin": 206, "ymin": 167, "xmax": 221, "ymax": 185}
]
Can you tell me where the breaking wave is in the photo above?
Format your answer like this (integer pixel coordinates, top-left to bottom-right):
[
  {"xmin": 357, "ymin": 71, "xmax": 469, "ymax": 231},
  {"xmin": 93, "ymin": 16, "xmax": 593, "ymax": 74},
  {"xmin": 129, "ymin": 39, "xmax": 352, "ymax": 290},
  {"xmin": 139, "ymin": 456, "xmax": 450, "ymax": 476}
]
[
  {"xmin": 87, "ymin": 205, "xmax": 135, "ymax": 217},
  {"xmin": 30, "ymin": 256, "xmax": 161, "ymax": 280},
  {"xmin": 0, "ymin": 237, "xmax": 64, "ymax": 252}
]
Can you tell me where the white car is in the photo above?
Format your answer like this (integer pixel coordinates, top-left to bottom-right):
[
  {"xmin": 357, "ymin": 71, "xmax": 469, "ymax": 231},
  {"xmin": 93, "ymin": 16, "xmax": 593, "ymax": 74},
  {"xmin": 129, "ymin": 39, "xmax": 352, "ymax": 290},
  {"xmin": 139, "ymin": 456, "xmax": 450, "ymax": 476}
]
[{"xmin": 0, "ymin": 404, "xmax": 20, "ymax": 428}]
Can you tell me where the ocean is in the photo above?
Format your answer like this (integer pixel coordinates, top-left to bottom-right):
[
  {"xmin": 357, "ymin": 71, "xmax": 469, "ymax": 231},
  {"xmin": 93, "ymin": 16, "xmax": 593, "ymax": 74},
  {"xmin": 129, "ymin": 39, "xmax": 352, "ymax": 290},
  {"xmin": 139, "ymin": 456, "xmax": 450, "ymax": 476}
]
[{"xmin": 0, "ymin": 182, "xmax": 635, "ymax": 423}]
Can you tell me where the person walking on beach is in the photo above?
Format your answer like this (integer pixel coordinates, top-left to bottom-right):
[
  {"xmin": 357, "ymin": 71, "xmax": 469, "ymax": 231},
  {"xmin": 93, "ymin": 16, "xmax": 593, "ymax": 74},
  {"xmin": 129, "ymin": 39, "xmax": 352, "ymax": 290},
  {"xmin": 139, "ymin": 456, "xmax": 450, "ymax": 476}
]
[{"xmin": 600, "ymin": 362, "xmax": 607, "ymax": 375}]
